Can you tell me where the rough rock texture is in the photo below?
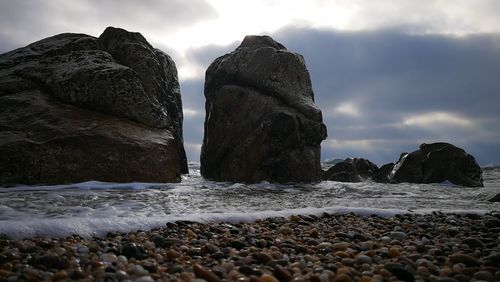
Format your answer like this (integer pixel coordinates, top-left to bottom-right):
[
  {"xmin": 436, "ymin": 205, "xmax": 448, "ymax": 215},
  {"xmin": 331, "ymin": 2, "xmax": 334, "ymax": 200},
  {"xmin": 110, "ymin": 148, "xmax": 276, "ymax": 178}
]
[
  {"xmin": 323, "ymin": 158, "xmax": 378, "ymax": 182},
  {"xmin": 201, "ymin": 35, "xmax": 327, "ymax": 183},
  {"xmin": 369, "ymin": 163, "xmax": 395, "ymax": 183},
  {"xmin": 0, "ymin": 27, "xmax": 187, "ymax": 185},
  {"xmin": 389, "ymin": 143, "xmax": 483, "ymax": 187}
]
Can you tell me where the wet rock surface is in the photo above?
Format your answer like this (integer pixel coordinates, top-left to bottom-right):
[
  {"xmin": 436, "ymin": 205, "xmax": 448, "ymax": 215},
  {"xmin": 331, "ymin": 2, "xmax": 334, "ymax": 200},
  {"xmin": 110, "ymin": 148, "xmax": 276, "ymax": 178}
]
[
  {"xmin": 1, "ymin": 212, "xmax": 499, "ymax": 281},
  {"xmin": 389, "ymin": 143, "xmax": 483, "ymax": 187},
  {"xmin": 323, "ymin": 158, "xmax": 379, "ymax": 182},
  {"xmin": 358, "ymin": 143, "xmax": 483, "ymax": 187},
  {"xmin": 0, "ymin": 27, "xmax": 187, "ymax": 185},
  {"xmin": 201, "ymin": 35, "xmax": 327, "ymax": 183}
]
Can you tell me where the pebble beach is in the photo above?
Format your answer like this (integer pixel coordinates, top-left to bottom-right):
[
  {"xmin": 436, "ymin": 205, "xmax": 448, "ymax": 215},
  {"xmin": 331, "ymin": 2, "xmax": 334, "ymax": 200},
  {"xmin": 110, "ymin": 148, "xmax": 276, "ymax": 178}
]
[{"xmin": 1, "ymin": 212, "xmax": 499, "ymax": 282}]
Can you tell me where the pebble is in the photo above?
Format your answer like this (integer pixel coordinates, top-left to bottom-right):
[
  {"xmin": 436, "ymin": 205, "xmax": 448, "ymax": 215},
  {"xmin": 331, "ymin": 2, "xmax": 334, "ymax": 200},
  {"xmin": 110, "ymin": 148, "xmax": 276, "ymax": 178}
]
[
  {"xmin": 135, "ymin": 276, "xmax": 154, "ymax": 282},
  {"xmin": 193, "ymin": 263, "xmax": 220, "ymax": 282},
  {"xmin": 101, "ymin": 253, "xmax": 118, "ymax": 263},
  {"xmin": 384, "ymin": 263, "xmax": 415, "ymax": 282},
  {"xmin": 260, "ymin": 273, "xmax": 279, "ymax": 282},
  {"xmin": 388, "ymin": 247, "xmax": 400, "ymax": 257},
  {"xmin": 473, "ymin": 270, "xmax": 494, "ymax": 281},
  {"xmin": 332, "ymin": 242, "xmax": 349, "ymax": 251},
  {"xmin": 461, "ymin": 237, "xmax": 484, "ymax": 248},
  {"xmin": 0, "ymin": 213, "xmax": 497, "ymax": 282},
  {"xmin": 389, "ymin": 231, "xmax": 408, "ymax": 241},
  {"xmin": 354, "ymin": 255, "xmax": 372, "ymax": 265},
  {"xmin": 122, "ymin": 243, "xmax": 148, "ymax": 259},
  {"xmin": 448, "ymin": 254, "xmax": 481, "ymax": 266}
]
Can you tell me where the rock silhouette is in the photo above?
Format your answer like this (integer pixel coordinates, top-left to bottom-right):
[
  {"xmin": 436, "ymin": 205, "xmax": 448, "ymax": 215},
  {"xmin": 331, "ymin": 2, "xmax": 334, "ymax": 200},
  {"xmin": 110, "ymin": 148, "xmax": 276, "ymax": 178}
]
[
  {"xmin": 372, "ymin": 143, "xmax": 483, "ymax": 187},
  {"xmin": 201, "ymin": 35, "xmax": 327, "ymax": 183},
  {"xmin": 0, "ymin": 27, "xmax": 187, "ymax": 185},
  {"xmin": 323, "ymin": 158, "xmax": 378, "ymax": 182}
]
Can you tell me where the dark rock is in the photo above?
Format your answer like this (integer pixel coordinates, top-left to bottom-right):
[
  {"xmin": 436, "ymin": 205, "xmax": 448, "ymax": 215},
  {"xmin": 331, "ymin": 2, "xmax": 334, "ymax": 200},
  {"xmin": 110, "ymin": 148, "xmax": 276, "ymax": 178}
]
[
  {"xmin": 121, "ymin": 242, "xmax": 147, "ymax": 259},
  {"xmin": 384, "ymin": 263, "xmax": 415, "ymax": 282},
  {"xmin": 461, "ymin": 237, "xmax": 484, "ymax": 249},
  {"xmin": 252, "ymin": 252, "xmax": 272, "ymax": 264},
  {"xmin": 273, "ymin": 266, "xmax": 293, "ymax": 281},
  {"xmin": 0, "ymin": 26, "xmax": 187, "ymax": 185},
  {"xmin": 31, "ymin": 254, "xmax": 69, "ymax": 270},
  {"xmin": 193, "ymin": 263, "xmax": 220, "ymax": 282},
  {"xmin": 488, "ymin": 193, "xmax": 500, "ymax": 202},
  {"xmin": 202, "ymin": 243, "xmax": 220, "ymax": 254},
  {"xmin": 151, "ymin": 235, "xmax": 182, "ymax": 248},
  {"xmin": 370, "ymin": 163, "xmax": 395, "ymax": 183},
  {"xmin": 323, "ymin": 158, "xmax": 378, "ymax": 182},
  {"xmin": 201, "ymin": 35, "xmax": 327, "ymax": 183},
  {"xmin": 390, "ymin": 143, "xmax": 483, "ymax": 187},
  {"xmin": 448, "ymin": 254, "xmax": 481, "ymax": 266},
  {"xmin": 230, "ymin": 240, "xmax": 247, "ymax": 250},
  {"xmin": 239, "ymin": 266, "xmax": 255, "ymax": 276}
]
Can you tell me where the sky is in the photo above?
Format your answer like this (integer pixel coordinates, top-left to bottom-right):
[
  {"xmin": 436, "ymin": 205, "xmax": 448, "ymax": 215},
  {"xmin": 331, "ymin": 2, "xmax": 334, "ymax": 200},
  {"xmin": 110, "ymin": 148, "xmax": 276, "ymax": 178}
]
[{"xmin": 1, "ymin": 0, "xmax": 500, "ymax": 165}]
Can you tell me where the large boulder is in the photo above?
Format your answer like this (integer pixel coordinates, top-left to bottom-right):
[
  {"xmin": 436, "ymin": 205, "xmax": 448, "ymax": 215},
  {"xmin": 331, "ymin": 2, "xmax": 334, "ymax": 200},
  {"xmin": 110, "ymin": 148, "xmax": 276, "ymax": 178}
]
[
  {"xmin": 0, "ymin": 27, "xmax": 187, "ymax": 185},
  {"xmin": 323, "ymin": 158, "xmax": 378, "ymax": 182},
  {"xmin": 201, "ymin": 35, "xmax": 327, "ymax": 183},
  {"xmin": 388, "ymin": 143, "xmax": 483, "ymax": 187}
]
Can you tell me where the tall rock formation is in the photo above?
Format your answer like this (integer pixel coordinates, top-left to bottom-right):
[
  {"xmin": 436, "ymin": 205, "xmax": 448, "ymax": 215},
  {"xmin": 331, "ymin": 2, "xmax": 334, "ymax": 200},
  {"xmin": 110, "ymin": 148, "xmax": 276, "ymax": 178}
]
[
  {"xmin": 201, "ymin": 35, "xmax": 327, "ymax": 183},
  {"xmin": 0, "ymin": 27, "xmax": 187, "ymax": 185}
]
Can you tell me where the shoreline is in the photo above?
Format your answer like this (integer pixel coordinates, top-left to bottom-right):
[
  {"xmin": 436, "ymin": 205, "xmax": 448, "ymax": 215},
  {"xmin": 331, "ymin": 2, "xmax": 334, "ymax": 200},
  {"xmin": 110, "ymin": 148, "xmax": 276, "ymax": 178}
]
[{"xmin": 1, "ymin": 212, "xmax": 499, "ymax": 281}]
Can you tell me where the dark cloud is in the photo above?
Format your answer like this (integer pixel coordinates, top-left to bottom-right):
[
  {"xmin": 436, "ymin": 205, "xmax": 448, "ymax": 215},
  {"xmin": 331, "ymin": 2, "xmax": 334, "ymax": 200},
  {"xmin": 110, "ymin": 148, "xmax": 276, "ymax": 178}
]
[
  {"xmin": 181, "ymin": 27, "xmax": 500, "ymax": 165},
  {"xmin": 0, "ymin": 0, "xmax": 217, "ymax": 52}
]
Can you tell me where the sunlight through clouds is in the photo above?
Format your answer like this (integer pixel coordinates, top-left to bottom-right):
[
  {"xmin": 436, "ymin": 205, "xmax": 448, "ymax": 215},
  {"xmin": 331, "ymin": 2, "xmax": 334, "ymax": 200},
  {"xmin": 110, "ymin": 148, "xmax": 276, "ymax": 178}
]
[{"xmin": 401, "ymin": 112, "xmax": 474, "ymax": 128}]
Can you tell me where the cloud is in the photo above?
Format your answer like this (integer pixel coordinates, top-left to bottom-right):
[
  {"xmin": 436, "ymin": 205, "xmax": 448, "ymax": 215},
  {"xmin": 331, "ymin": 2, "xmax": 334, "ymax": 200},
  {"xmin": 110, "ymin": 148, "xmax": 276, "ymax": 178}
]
[
  {"xmin": 180, "ymin": 26, "xmax": 500, "ymax": 165},
  {"xmin": 401, "ymin": 112, "xmax": 473, "ymax": 128},
  {"xmin": 0, "ymin": 0, "xmax": 217, "ymax": 52}
]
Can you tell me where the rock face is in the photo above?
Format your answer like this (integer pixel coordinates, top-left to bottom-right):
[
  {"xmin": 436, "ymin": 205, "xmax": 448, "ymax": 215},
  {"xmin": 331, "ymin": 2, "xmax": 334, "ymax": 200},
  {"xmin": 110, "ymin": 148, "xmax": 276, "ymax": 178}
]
[
  {"xmin": 375, "ymin": 143, "xmax": 483, "ymax": 187},
  {"xmin": 323, "ymin": 158, "xmax": 378, "ymax": 182},
  {"xmin": 201, "ymin": 35, "xmax": 327, "ymax": 183},
  {"xmin": 0, "ymin": 27, "xmax": 187, "ymax": 185}
]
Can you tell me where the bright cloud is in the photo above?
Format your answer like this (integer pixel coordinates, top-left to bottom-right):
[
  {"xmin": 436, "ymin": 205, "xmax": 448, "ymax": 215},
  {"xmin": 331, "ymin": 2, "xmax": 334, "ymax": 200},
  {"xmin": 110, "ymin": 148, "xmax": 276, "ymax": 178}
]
[
  {"xmin": 401, "ymin": 112, "xmax": 473, "ymax": 128},
  {"xmin": 333, "ymin": 102, "xmax": 360, "ymax": 116},
  {"xmin": 183, "ymin": 108, "xmax": 204, "ymax": 118}
]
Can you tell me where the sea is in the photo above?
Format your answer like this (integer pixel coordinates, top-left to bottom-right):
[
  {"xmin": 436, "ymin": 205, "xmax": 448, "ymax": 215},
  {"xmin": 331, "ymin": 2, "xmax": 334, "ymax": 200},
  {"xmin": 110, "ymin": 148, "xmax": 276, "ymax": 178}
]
[{"xmin": 0, "ymin": 162, "xmax": 499, "ymax": 239}]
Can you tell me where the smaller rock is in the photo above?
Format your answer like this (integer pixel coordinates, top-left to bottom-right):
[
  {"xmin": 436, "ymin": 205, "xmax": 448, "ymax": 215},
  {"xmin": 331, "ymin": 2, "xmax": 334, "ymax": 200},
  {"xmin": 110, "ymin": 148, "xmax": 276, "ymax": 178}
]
[
  {"xmin": 273, "ymin": 266, "xmax": 293, "ymax": 281},
  {"xmin": 461, "ymin": 238, "xmax": 484, "ymax": 249},
  {"xmin": 260, "ymin": 274, "xmax": 279, "ymax": 282},
  {"xmin": 101, "ymin": 253, "xmax": 118, "ymax": 264},
  {"xmin": 135, "ymin": 276, "xmax": 155, "ymax": 282},
  {"xmin": 384, "ymin": 263, "xmax": 415, "ymax": 282},
  {"xmin": 448, "ymin": 254, "xmax": 481, "ymax": 267},
  {"xmin": 354, "ymin": 255, "xmax": 372, "ymax": 265},
  {"xmin": 121, "ymin": 243, "xmax": 148, "ymax": 259},
  {"xmin": 279, "ymin": 226, "xmax": 294, "ymax": 235},
  {"xmin": 389, "ymin": 231, "xmax": 408, "ymax": 241},
  {"xmin": 32, "ymin": 254, "xmax": 69, "ymax": 269},
  {"xmin": 332, "ymin": 242, "xmax": 349, "ymax": 251},
  {"xmin": 473, "ymin": 270, "xmax": 494, "ymax": 281},
  {"xmin": 488, "ymin": 193, "xmax": 500, "ymax": 202},
  {"xmin": 115, "ymin": 270, "xmax": 128, "ymax": 280},
  {"xmin": 388, "ymin": 247, "xmax": 401, "ymax": 258},
  {"xmin": 193, "ymin": 263, "xmax": 221, "ymax": 282},
  {"xmin": 253, "ymin": 252, "xmax": 272, "ymax": 264},
  {"xmin": 51, "ymin": 270, "xmax": 68, "ymax": 281}
]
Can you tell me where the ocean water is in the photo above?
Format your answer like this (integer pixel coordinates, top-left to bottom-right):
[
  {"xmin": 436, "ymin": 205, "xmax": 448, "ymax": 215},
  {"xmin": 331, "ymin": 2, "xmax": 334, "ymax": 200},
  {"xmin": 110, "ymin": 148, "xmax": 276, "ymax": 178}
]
[{"xmin": 0, "ymin": 162, "xmax": 499, "ymax": 239}]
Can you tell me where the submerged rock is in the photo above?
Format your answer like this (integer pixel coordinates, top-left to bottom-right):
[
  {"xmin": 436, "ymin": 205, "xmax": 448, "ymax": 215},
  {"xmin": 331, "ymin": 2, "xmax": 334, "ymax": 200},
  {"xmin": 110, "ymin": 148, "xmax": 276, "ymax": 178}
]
[
  {"xmin": 323, "ymin": 158, "xmax": 378, "ymax": 182},
  {"xmin": 488, "ymin": 193, "xmax": 500, "ymax": 202},
  {"xmin": 389, "ymin": 143, "xmax": 483, "ymax": 187},
  {"xmin": 201, "ymin": 35, "xmax": 327, "ymax": 183},
  {"xmin": 0, "ymin": 27, "xmax": 187, "ymax": 185}
]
